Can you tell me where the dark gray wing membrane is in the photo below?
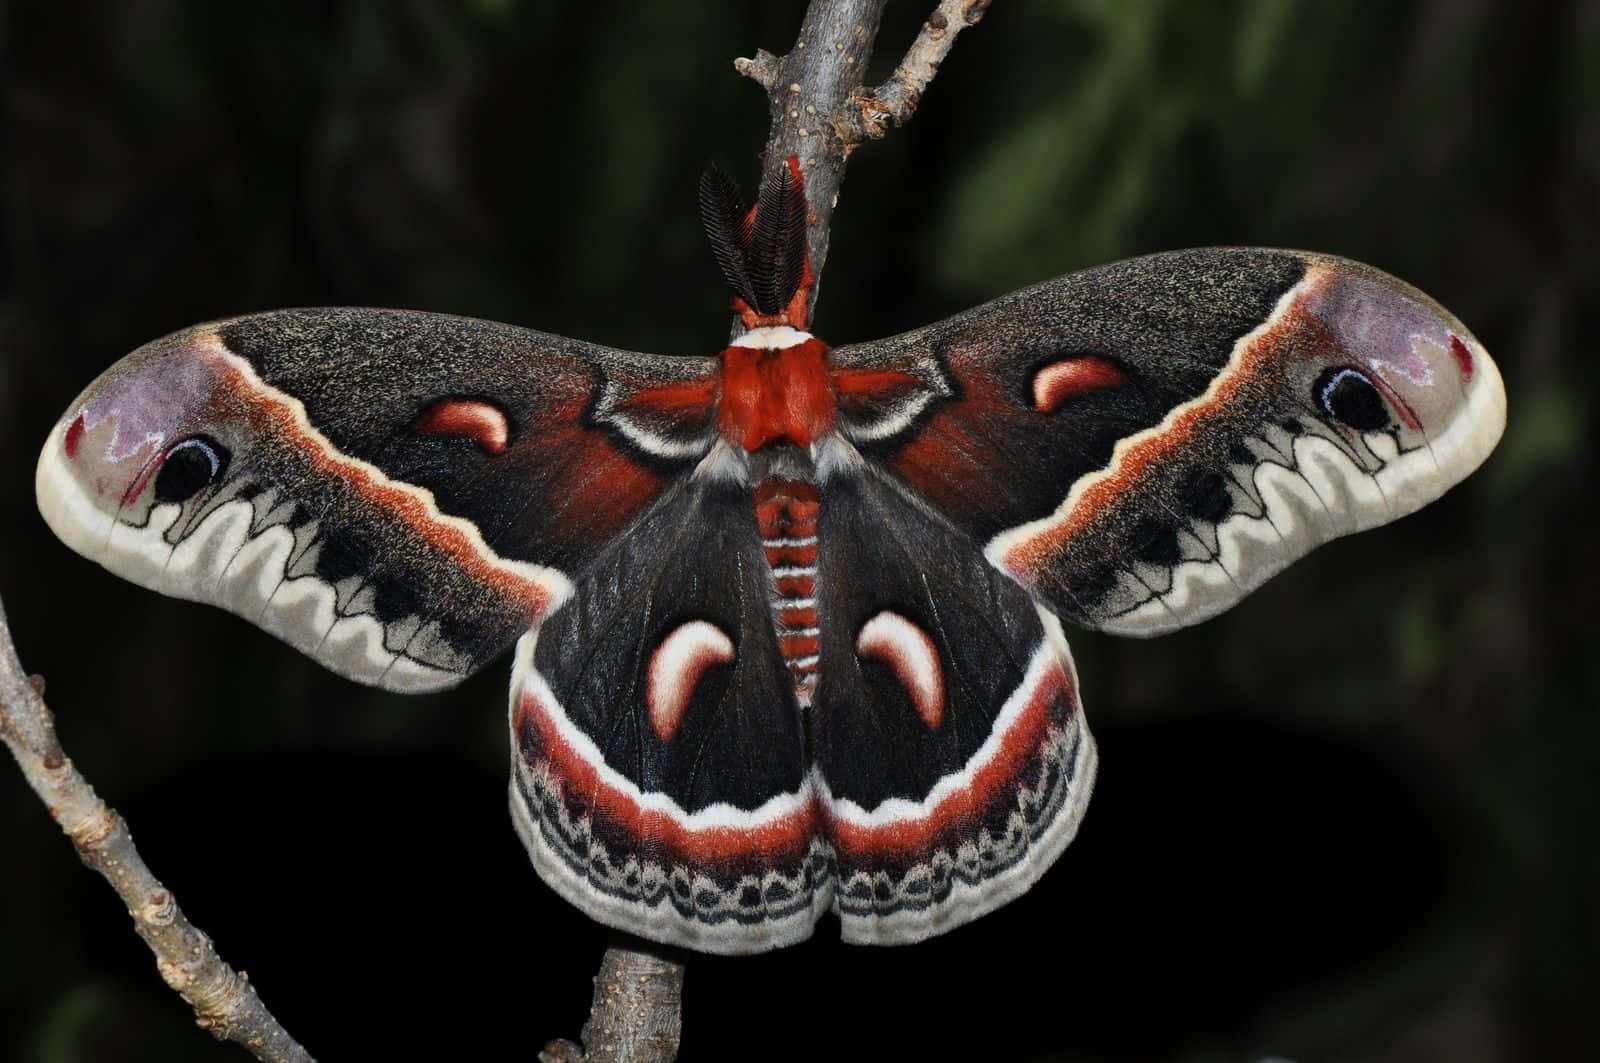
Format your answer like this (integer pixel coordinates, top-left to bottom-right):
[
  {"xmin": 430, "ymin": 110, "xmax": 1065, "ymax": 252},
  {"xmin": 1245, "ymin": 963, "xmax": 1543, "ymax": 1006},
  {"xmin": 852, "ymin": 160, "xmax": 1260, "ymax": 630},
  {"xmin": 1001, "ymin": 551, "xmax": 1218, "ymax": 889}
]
[
  {"xmin": 809, "ymin": 467, "xmax": 1095, "ymax": 945},
  {"xmin": 829, "ymin": 249, "xmax": 1506, "ymax": 635},
  {"xmin": 510, "ymin": 480, "xmax": 828, "ymax": 954},
  {"xmin": 35, "ymin": 308, "xmax": 720, "ymax": 691}
]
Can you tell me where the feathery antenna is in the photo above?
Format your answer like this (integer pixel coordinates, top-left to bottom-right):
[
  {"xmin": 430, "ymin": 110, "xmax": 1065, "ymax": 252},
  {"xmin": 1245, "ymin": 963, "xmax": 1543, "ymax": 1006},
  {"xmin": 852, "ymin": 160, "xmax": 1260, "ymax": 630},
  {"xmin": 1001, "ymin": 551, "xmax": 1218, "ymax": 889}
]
[
  {"xmin": 698, "ymin": 165, "xmax": 758, "ymax": 311},
  {"xmin": 699, "ymin": 161, "xmax": 810, "ymax": 319}
]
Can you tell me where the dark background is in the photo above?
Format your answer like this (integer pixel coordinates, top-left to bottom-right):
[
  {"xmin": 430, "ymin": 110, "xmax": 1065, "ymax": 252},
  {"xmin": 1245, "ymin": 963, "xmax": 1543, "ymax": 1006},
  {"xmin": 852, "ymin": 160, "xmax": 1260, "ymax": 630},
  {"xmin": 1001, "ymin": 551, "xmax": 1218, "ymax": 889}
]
[{"xmin": 1, "ymin": 1, "xmax": 1594, "ymax": 1060}]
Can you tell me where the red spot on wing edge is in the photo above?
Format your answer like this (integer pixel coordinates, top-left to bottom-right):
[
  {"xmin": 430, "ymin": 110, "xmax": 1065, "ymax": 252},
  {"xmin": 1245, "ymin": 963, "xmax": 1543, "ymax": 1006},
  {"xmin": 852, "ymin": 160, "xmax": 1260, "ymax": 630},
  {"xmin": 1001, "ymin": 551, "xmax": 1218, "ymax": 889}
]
[
  {"xmin": 1449, "ymin": 334, "xmax": 1475, "ymax": 380},
  {"xmin": 63, "ymin": 415, "xmax": 85, "ymax": 459}
]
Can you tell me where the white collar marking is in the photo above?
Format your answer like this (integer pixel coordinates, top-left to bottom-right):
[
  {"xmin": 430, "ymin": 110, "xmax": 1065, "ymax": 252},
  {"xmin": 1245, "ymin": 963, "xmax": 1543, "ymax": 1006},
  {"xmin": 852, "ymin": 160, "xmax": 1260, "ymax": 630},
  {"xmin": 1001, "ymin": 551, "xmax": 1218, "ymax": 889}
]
[{"xmin": 729, "ymin": 326, "xmax": 813, "ymax": 350}]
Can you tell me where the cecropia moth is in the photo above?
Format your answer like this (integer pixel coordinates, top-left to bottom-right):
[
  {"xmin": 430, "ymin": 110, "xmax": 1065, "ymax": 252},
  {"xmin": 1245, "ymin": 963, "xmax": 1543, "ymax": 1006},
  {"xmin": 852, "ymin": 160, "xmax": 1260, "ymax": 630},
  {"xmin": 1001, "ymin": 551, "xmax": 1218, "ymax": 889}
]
[{"xmin": 35, "ymin": 162, "xmax": 1505, "ymax": 954}]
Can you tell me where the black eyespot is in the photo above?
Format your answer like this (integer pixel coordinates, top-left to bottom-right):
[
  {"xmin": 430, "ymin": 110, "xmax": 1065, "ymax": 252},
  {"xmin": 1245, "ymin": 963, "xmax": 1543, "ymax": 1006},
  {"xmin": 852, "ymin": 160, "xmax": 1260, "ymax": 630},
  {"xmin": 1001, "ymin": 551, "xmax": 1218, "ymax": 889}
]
[
  {"xmin": 1314, "ymin": 367, "xmax": 1391, "ymax": 431},
  {"xmin": 1131, "ymin": 518, "xmax": 1183, "ymax": 567},
  {"xmin": 1066, "ymin": 565, "xmax": 1120, "ymax": 607},
  {"xmin": 1182, "ymin": 472, "xmax": 1233, "ymax": 525},
  {"xmin": 315, "ymin": 532, "xmax": 377, "ymax": 585},
  {"xmin": 153, "ymin": 436, "xmax": 229, "ymax": 502},
  {"xmin": 371, "ymin": 580, "xmax": 421, "ymax": 624}
]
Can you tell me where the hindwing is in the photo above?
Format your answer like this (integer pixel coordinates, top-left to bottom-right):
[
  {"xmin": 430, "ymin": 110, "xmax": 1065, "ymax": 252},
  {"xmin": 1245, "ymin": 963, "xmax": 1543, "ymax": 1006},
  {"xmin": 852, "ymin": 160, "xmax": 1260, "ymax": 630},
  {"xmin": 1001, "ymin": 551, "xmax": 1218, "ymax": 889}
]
[
  {"xmin": 510, "ymin": 479, "xmax": 827, "ymax": 954},
  {"xmin": 812, "ymin": 467, "xmax": 1095, "ymax": 944}
]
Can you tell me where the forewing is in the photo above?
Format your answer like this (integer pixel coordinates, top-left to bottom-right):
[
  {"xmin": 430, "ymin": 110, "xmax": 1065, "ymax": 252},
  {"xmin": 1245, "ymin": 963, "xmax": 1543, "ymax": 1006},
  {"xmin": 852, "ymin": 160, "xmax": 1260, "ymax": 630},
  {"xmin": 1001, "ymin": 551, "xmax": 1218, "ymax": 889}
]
[
  {"xmin": 36, "ymin": 308, "xmax": 719, "ymax": 690},
  {"xmin": 831, "ymin": 249, "xmax": 1506, "ymax": 635},
  {"xmin": 811, "ymin": 466, "xmax": 1095, "ymax": 945},
  {"xmin": 510, "ymin": 480, "xmax": 824, "ymax": 955}
]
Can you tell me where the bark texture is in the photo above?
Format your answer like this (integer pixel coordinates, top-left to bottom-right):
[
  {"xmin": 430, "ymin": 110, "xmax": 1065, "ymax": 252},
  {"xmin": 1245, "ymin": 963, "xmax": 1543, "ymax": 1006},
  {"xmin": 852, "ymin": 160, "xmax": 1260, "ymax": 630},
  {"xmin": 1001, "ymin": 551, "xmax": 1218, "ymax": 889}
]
[
  {"xmin": 542, "ymin": 941, "xmax": 686, "ymax": 1063},
  {"xmin": 840, "ymin": 0, "xmax": 994, "ymax": 144},
  {"xmin": 737, "ymin": 0, "xmax": 890, "ymax": 312}
]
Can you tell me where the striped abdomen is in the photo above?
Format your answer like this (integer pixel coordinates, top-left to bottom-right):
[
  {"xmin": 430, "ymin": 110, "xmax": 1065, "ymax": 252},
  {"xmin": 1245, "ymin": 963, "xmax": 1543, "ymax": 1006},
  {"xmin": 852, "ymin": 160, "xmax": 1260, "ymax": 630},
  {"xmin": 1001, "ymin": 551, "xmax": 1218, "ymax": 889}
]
[{"xmin": 755, "ymin": 477, "xmax": 820, "ymax": 706}]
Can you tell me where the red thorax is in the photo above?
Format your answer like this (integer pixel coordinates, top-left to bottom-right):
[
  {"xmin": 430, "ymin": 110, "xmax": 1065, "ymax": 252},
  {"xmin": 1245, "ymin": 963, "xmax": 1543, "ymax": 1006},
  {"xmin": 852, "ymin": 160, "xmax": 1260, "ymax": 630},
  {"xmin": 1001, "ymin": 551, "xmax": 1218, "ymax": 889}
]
[{"xmin": 716, "ymin": 329, "xmax": 835, "ymax": 452}]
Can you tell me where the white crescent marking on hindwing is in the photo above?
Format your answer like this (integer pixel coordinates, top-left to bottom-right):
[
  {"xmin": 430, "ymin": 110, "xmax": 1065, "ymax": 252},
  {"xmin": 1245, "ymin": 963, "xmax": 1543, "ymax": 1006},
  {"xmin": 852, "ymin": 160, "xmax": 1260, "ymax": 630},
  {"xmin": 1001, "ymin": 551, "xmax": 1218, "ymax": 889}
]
[
  {"xmin": 647, "ymin": 620, "xmax": 737, "ymax": 741},
  {"xmin": 855, "ymin": 610, "xmax": 945, "ymax": 731}
]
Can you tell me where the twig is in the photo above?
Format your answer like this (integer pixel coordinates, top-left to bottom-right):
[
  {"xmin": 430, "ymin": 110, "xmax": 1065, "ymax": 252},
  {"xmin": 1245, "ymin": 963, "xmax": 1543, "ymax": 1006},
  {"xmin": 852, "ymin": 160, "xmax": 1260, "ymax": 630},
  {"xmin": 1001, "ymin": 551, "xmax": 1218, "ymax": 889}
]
[
  {"xmin": 736, "ymin": 0, "xmax": 988, "ymax": 314},
  {"xmin": 0, "ymin": 593, "xmax": 314, "ymax": 1063},
  {"xmin": 737, "ymin": 0, "xmax": 890, "ymax": 311},
  {"xmin": 541, "ymin": 940, "xmax": 685, "ymax": 1063},
  {"xmin": 840, "ymin": 0, "xmax": 993, "ymax": 144}
]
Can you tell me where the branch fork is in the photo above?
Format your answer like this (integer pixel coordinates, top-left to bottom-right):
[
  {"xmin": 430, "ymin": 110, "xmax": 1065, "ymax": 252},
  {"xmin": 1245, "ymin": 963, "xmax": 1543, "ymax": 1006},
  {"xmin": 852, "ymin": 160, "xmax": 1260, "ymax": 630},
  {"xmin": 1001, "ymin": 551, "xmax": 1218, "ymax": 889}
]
[{"xmin": 734, "ymin": 0, "xmax": 988, "ymax": 309}]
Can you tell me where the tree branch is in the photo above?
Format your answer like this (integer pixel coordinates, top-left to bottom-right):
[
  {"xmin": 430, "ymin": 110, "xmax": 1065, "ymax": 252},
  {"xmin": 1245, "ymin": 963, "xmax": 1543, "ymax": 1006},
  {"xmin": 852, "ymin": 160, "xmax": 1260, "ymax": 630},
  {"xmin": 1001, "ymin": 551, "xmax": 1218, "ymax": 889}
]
[
  {"xmin": 736, "ymin": 0, "xmax": 988, "ymax": 315},
  {"xmin": 738, "ymin": 0, "xmax": 890, "ymax": 312},
  {"xmin": 0, "ymin": 593, "xmax": 314, "ymax": 1062},
  {"xmin": 837, "ymin": 0, "xmax": 993, "ymax": 147},
  {"xmin": 541, "ymin": 940, "xmax": 685, "ymax": 1063}
]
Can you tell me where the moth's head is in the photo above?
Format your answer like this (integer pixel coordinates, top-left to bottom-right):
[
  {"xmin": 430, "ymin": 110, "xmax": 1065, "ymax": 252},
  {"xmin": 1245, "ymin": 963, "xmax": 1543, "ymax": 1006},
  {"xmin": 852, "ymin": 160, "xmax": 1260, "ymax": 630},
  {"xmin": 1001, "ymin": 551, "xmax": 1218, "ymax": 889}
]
[
  {"xmin": 36, "ymin": 328, "xmax": 244, "ymax": 558},
  {"xmin": 1288, "ymin": 258, "xmax": 1506, "ymax": 507}
]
